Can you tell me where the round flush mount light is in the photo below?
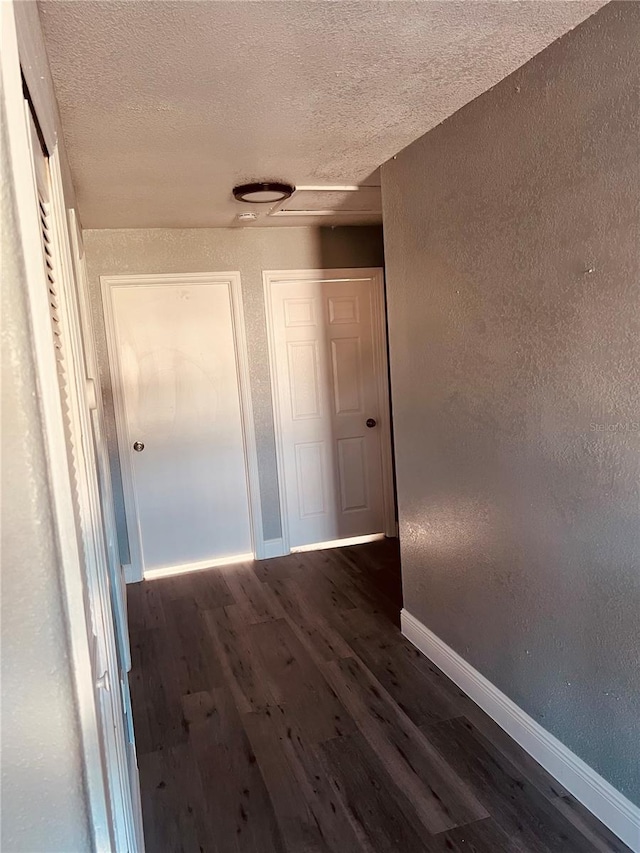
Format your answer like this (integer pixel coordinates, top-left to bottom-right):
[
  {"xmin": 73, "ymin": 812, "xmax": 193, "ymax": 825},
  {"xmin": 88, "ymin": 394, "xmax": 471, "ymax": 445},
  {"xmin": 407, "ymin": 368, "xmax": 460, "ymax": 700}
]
[{"xmin": 232, "ymin": 181, "xmax": 294, "ymax": 204}]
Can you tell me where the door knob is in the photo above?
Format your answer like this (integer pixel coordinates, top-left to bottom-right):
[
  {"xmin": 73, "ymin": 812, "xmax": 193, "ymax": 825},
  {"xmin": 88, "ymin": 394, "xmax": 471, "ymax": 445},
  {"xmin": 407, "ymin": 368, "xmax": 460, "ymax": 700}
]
[
  {"xmin": 133, "ymin": 441, "xmax": 145, "ymax": 452},
  {"xmin": 366, "ymin": 418, "xmax": 377, "ymax": 428}
]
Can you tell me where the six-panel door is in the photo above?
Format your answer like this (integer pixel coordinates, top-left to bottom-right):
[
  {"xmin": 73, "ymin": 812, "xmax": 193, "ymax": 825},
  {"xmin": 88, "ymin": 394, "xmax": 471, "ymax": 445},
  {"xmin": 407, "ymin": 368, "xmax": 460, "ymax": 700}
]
[{"xmin": 269, "ymin": 274, "xmax": 388, "ymax": 549}]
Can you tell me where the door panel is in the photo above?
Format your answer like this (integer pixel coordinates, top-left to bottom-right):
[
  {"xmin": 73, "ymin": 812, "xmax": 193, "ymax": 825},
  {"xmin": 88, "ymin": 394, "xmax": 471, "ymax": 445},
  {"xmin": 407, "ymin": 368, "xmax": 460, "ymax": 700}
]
[
  {"xmin": 338, "ymin": 436, "xmax": 369, "ymax": 513},
  {"xmin": 110, "ymin": 279, "xmax": 252, "ymax": 574},
  {"xmin": 288, "ymin": 341, "xmax": 321, "ymax": 419},
  {"xmin": 268, "ymin": 271, "xmax": 391, "ymax": 549},
  {"xmin": 331, "ymin": 337, "xmax": 364, "ymax": 414},
  {"xmin": 295, "ymin": 441, "xmax": 328, "ymax": 518}
]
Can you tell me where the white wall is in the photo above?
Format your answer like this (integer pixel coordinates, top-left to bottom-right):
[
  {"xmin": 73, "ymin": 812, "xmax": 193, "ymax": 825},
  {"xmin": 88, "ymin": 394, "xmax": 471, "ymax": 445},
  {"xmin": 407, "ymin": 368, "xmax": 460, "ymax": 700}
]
[{"xmin": 0, "ymin": 6, "xmax": 91, "ymax": 848}]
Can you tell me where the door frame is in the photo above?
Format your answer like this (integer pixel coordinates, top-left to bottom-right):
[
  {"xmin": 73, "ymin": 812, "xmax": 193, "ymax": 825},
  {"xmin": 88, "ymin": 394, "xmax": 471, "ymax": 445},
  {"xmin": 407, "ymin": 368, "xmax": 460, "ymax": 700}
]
[
  {"xmin": 101, "ymin": 272, "xmax": 264, "ymax": 582},
  {"xmin": 69, "ymin": 210, "xmax": 132, "ymax": 675},
  {"xmin": 263, "ymin": 267, "xmax": 396, "ymax": 556}
]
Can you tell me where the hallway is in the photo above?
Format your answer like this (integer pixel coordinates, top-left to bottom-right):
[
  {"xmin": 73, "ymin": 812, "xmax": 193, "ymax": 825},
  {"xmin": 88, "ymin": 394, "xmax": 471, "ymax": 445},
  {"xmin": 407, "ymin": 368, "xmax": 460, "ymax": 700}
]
[{"xmin": 128, "ymin": 541, "xmax": 628, "ymax": 852}]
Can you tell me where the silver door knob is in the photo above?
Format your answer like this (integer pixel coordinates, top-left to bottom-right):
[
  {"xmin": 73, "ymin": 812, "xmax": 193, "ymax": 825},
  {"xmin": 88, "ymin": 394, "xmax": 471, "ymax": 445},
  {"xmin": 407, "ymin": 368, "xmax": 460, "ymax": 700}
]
[
  {"xmin": 133, "ymin": 441, "xmax": 145, "ymax": 452},
  {"xmin": 366, "ymin": 418, "xmax": 377, "ymax": 428}
]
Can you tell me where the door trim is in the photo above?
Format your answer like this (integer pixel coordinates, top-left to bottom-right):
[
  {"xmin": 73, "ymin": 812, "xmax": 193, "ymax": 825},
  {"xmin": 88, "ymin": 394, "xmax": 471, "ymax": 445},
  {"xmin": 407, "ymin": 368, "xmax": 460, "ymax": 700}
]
[
  {"xmin": 101, "ymin": 272, "xmax": 264, "ymax": 581},
  {"xmin": 263, "ymin": 268, "xmax": 396, "ymax": 556},
  {"xmin": 69, "ymin": 209, "xmax": 132, "ymax": 673}
]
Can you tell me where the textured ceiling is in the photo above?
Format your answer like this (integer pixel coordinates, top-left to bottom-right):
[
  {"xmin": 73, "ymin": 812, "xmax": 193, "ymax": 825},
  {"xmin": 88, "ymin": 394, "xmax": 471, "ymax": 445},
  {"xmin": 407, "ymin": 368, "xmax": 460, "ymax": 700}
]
[{"xmin": 38, "ymin": 0, "xmax": 605, "ymax": 229}]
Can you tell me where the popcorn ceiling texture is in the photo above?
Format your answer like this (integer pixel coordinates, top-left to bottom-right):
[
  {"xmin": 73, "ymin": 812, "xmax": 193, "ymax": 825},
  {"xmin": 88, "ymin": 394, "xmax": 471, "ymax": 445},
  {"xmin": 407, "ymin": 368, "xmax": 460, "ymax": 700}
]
[
  {"xmin": 382, "ymin": 2, "xmax": 640, "ymax": 804},
  {"xmin": 84, "ymin": 225, "xmax": 385, "ymax": 563},
  {"xmin": 38, "ymin": 0, "xmax": 605, "ymax": 228}
]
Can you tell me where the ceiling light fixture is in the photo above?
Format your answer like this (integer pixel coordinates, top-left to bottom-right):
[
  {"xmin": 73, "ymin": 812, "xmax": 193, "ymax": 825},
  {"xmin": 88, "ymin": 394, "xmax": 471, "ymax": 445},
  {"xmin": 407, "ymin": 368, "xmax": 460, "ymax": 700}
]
[{"xmin": 233, "ymin": 181, "xmax": 294, "ymax": 204}]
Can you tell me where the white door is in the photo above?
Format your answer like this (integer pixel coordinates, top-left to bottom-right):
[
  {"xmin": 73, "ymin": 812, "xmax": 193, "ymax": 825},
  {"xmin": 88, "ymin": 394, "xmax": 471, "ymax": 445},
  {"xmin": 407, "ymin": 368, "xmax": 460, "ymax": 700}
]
[
  {"xmin": 104, "ymin": 274, "xmax": 254, "ymax": 577},
  {"xmin": 266, "ymin": 268, "xmax": 394, "ymax": 550}
]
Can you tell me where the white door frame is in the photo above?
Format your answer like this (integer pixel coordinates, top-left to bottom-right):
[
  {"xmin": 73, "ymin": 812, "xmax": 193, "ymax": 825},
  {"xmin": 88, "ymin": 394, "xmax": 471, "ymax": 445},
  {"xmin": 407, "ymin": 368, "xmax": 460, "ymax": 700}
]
[
  {"xmin": 101, "ymin": 272, "xmax": 264, "ymax": 582},
  {"xmin": 263, "ymin": 267, "xmax": 396, "ymax": 556},
  {"xmin": 68, "ymin": 209, "xmax": 132, "ymax": 674}
]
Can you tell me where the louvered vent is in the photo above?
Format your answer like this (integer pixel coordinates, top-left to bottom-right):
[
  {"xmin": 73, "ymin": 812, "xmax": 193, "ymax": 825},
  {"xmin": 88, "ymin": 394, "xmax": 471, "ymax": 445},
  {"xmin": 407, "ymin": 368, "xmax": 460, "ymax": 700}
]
[
  {"xmin": 38, "ymin": 191, "xmax": 66, "ymax": 377},
  {"xmin": 32, "ymin": 157, "xmax": 76, "ymax": 452},
  {"xmin": 27, "ymin": 105, "xmax": 89, "ymax": 588},
  {"xmin": 39, "ymin": 193, "xmax": 81, "ymax": 513}
]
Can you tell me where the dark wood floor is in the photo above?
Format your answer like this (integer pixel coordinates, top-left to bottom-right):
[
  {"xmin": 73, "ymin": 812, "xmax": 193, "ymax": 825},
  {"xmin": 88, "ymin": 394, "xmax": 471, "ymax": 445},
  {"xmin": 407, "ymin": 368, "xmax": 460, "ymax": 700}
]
[{"xmin": 127, "ymin": 539, "xmax": 629, "ymax": 853}]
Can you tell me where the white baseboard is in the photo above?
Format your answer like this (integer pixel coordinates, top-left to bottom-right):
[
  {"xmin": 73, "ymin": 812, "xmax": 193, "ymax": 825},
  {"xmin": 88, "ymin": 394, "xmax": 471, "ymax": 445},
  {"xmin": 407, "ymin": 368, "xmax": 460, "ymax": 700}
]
[
  {"xmin": 291, "ymin": 532, "xmax": 386, "ymax": 554},
  {"xmin": 401, "ymin": 609, "xmax": 640, "ymax": 852},
  {"xmin": 144, "ymin": 552, "xmax": 253, "ymax": 580},
  {"xmin": 256, "ymin": 538, "xmax": 286, "ymax": 560}
]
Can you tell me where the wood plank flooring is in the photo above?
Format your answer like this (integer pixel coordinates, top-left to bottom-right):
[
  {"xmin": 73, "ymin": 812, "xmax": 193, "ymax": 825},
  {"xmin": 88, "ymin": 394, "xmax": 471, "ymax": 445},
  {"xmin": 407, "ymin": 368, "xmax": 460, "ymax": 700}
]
[{"xmin": 127, "ymin": 539, "xmax": 630, "ymax": 853}]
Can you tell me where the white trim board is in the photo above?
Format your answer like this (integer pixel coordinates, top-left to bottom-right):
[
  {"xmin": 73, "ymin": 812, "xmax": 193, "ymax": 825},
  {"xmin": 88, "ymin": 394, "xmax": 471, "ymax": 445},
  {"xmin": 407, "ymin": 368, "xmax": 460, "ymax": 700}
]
[
  {"xmin": 13, "ymin": 0, "xmax": 77, "ymax": 206},
  {"xmin": 291, "ymin": 532, "xmax": 386, "ymax": 554},
  {"xmin": 144, "ymin": 553, "xmax": 254, "ymax": 581},
  {"xmin": 401, "ymin": 609, "xmax": 640, "ymax": 852}
]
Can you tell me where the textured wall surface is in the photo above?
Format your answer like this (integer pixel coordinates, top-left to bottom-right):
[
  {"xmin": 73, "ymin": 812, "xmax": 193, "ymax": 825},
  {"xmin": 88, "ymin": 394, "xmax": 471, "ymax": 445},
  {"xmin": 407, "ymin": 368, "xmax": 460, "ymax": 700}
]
[
  {"xmin": 1, "ymin": 78, "xmax": 91, "ymax": 852},
  {"xmin": 84, "ymin": 225, "xmax": 384, "ymax": 563},
  {"xmin": 38, "ymin": 0, "xmax": 604, "ymax": 227},
  {"xmin": 382, "ymin": 2, "xmax": 640, "ymax": 804}
]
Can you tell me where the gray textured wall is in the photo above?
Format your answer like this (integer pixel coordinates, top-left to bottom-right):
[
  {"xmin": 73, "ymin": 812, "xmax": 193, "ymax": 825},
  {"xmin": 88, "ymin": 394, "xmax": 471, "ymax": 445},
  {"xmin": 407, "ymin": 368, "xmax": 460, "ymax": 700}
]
[
  {"xmin": 1, "ymin": 80, "xmax": 91, "ymax": 851},
  {"xmin": 84, "ymin": 226, "xmax": 384, "ymax": 564},
  {"xmin": 381, "ymin": 2, "xmax": 640, "ymax": 804}
]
